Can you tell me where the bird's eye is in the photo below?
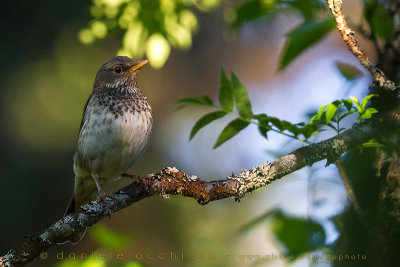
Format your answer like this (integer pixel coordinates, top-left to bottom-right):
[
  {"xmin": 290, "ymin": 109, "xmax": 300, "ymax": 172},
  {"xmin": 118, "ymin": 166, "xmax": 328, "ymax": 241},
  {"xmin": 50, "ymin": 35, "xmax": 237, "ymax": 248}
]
[{"xmin": 114, "ymin": 67, "xmax": 122, "ymax": 73}]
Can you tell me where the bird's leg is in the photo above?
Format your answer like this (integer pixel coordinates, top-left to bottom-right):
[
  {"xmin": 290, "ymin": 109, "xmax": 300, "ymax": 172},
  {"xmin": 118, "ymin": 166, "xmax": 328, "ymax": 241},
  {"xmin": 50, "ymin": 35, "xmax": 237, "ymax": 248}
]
[
  {"xmin": 92, "ymin": 174, "xmax": 106, "ymax": 200},
  {"xmin": 92, "ymin": 174, "xmax": 113, "ymax": 217}
]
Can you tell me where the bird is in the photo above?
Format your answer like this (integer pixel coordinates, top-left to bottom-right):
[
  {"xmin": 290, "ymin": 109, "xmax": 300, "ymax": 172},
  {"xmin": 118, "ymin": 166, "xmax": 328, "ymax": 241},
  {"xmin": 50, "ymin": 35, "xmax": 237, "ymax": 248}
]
[{"xmin": 64, "ymin": 56, "xmax": 152, "ymax": 242}]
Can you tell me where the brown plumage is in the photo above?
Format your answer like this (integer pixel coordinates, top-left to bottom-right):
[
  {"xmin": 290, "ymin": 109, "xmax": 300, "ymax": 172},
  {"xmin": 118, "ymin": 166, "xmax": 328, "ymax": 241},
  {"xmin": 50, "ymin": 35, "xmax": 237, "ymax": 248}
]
[{"xmin": 65, "ymin": 56, "xmax": 152, "ymax": 242}]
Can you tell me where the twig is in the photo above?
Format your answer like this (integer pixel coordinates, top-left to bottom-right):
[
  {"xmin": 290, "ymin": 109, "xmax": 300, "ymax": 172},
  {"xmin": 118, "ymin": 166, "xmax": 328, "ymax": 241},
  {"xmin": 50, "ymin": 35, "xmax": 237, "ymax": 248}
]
[
  {"xmin": 326, "ymin": 0, "xmax": 400, "ymax": 96},
  {"xmin": 1, "ymin": 106, "xmax": 400, "ymax": 267}
]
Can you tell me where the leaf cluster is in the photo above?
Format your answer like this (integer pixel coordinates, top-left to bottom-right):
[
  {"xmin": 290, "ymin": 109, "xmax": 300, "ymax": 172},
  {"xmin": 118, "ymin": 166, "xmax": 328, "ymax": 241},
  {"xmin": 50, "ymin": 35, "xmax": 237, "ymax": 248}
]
[
  {"xmin": 80, "ymin": 0, "xmax": 220, "ymax": 68},
  {"xmin": 226, "ymin": 0, "xmax": 393, "ymax": 71},
  {"xmin": 176, "ymin": 70, "xmax": 379, "ymax": 147},
  {"xmin": 176, "ymin": 69, "xmax": 321, "ymax": 147},
  {"xmin": 310, "ymin": 94, "xmax": 378, "ymax": 134}
]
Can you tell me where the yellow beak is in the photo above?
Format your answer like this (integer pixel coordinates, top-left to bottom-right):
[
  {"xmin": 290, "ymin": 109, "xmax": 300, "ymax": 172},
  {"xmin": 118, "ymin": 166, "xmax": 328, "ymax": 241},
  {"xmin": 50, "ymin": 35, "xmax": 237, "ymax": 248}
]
[{"xmin": 129, "ymin": 59, "xmax": 148, "ymax": 71}]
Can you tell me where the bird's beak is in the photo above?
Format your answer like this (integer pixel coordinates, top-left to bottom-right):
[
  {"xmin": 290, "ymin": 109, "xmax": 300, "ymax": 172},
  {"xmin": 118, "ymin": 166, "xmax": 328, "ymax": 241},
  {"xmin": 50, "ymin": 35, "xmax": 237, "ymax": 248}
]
[{"xmin": 129, "ymin": 59, "xmax": 148, "ymax": 72}]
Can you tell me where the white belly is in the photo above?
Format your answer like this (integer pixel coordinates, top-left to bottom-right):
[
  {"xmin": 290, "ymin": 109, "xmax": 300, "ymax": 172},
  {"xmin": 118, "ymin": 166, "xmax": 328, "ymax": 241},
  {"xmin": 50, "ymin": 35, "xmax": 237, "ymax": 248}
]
[{"xmin": 75, "ymin": 108, "xmax": 152, "ymax": 180}]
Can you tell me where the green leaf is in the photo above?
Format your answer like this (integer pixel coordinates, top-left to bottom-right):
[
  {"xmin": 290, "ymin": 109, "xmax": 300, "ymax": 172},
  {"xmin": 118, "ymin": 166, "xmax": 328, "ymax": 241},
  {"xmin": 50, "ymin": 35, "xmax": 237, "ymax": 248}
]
[
  {"xmin": 302, "ymin": 124, "xmax": 319, "ymax": 139},
  {"xmin": 365, "ymin": 0, "xmax": 393, "ymax": 40},
  {"xmin": 351, "ymin": 96, "xmax": 362, "ymax": 112},
  {"xmin": 230, "ymin": 0, "xmax": 276, "ymax": 28},
  {"xmin": 199, "ymin": 95, "xmax": 214, "ymax": 106},
  {"xmin": 325, "ymin": 103, "xmax": 338, "ymax": 124},
  {"xmin": 362, "ymin": 139, "xmax": 384, "ymax": 148},
  {"xmin": 258, "ymin": 124, "xmax": 272, "ymax": 139},
  {"xmin": 343, "ymin": 99, "xmax": 353, "ymax": 111},
  {"xmin": 189, "ymin": 111, "xmax": 227, "ymax": 140},
  {"xmin": 231, "ymin": 72, "xmax": 253, "ymax": 119},
  {"xmin": 268, "ymin": 117, "xmax": 283, "ymax": 129},
  {"xmin": 359, "ymin": 107, "xmax": 378, "ymax": 120},
  {"xmin": 279, "ymin": 120, "xmax": 300, "ymax": 135},
  {"xmin": 310, "ymin": 104, "xmax": 327, "ymax": 124},
  {"xmin": 271, "ymin": 212, "xmax": 326, "ymax": 258},
  {"xmin": 214, "ymin": 118, "xmax": 250, "ymax": 148},
  {"xmin": 334, "ymin": 61, "xmax": 363, "ymax": 81},
  {"xmin": 361, "ymin": 94, "xmax": 378, "ymax": 109},
  {"xmin": 219, "ymin": 68, "xmax": 234, "ymax": 112},
  {"xmin": 253, "ymin": 114, "xmax": 272, "ymax": 139},
  {"xmin": 89, "ymin": 223, "xmax": 132, "ymax": 250},
  {"xmin": 279, "ymin": 18, "xmax": 335, "ymax": 70}
]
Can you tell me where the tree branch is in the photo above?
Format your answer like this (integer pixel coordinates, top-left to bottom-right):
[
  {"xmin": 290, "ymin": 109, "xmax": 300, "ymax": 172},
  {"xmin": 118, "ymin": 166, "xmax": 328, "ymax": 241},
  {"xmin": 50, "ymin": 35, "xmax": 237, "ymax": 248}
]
[
  {"xmin": 326, "ymin": 0, "xmax": 400, "ymax": 96},
  {"xmin": 1, "ymin": 107, "xmax": 400, "ymax": 267}
]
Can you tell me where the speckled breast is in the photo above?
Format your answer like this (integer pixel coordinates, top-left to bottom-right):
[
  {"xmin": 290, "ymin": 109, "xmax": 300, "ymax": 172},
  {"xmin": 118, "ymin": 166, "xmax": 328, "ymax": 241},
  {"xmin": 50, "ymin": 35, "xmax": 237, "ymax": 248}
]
[{"xmin": 74, "ymin": 88, "xmax": 152, "ymax": 180}]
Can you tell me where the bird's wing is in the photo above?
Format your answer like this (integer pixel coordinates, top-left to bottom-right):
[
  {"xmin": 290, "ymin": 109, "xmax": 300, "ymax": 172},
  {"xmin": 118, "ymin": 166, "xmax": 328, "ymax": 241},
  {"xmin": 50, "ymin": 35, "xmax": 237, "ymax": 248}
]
[{"xmin": 78, "ymin": 93, "xmax": 93, "ymax": 135}]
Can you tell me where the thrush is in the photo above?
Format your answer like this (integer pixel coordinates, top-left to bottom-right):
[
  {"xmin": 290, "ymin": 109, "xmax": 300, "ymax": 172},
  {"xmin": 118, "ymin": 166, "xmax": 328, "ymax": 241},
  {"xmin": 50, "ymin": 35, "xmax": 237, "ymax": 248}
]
[{"xmin": 64, "ymin": 56, "xmax": 152, "ymax": 242}]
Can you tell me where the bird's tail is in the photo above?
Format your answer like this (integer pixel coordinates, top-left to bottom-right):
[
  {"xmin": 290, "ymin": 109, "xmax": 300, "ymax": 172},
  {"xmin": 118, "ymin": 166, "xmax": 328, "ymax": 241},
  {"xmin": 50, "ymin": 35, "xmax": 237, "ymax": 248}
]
[{"xmin": 64, "ymin": 175, "xmax": 97, "ymax": 243}]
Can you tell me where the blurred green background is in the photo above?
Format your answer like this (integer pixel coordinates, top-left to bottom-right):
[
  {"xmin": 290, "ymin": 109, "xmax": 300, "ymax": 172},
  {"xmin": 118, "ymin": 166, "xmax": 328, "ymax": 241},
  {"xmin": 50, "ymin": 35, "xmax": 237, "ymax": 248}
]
[{"xmin": 0, "ymin": 0, "xmax": 378, "ymax": 266}]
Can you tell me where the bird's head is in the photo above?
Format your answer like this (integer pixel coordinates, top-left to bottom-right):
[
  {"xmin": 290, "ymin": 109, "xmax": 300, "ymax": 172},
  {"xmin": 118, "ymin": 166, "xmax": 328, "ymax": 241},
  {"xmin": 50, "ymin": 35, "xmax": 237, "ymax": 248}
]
[{"xmin": 93, "ymin": 56, "xmax": 148, "ymax": 89}]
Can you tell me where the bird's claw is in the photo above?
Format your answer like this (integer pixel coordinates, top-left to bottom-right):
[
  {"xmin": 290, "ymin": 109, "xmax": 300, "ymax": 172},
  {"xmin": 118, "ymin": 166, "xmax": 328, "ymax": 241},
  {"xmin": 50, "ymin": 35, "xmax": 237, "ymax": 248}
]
[{"xmin": 96, "ymin": 191, "xmax": 119, "ymax": 218}]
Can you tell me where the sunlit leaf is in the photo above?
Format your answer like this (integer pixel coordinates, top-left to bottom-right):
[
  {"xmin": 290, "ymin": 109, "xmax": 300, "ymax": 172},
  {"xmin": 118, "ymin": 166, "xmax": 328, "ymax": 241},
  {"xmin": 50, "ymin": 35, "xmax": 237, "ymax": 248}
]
[
  {"xmin": 146, "ymin": 33, "xmax": 171, "ymax": 68},
  {"xmin": 231, "ymin": 72, "xmax": 253, "ymax": 119},
  {"xmin": 351, "ymin": 96, "xmax": 362, "ymax": 111},
  {"xmin": 180, "ymin": 10, "xmax": 198, "ymax": 31},
  {"xmin": 219, "ymin": 68, "xmax": 234, "ymax": 112},
  {"xmin": 361, "ymin": 94, "xmax": 378, "ymax": 109},
  {"xmin": 91, "ymin": 21, "xmax": 107, "ymax": 39},
  {"xmin": 325, "ymin": 103, "xmax": 338, "ymax": 124},
  {"xmin": 89, "ymin": 223, "xmax": 132, "ymax": 250},
  {"xmin": 78, "ymin": 28, "xmax": 95, "ymax": 44},
  {"xmin": 271, "ymin": 212, "xmax": 326, "ymax": 258},
  {"xmin": 214, "ymin": 119, "xmax": 249, "ymax": 148},
  {"xmin": 315, "ymin": 105, "xmax": 327, "ymax": 120},
  {"xmin": 334, "ymin": 61, "xmax": 363, "ymax": 81},
  {"xmin": 362, "ymin": 139, "xmax": 384, "ymax": 147},
  {"xmin": 190, "ymin": 111, "xmax": 227, "ymax": 140},
  {"xmin": 279, "ymin": 18, "xmax": 335, "ymax": 70},
  {"xmin": 359, "ymin": 107, "xmax": 378, "ymax": 120},
  {"xmin": 122, "ymin": 22, "xmax": 148, "ymax": 59},
  {"xmin": 165, "ymin": 20, "xmax": 192, "ymax": 50}
]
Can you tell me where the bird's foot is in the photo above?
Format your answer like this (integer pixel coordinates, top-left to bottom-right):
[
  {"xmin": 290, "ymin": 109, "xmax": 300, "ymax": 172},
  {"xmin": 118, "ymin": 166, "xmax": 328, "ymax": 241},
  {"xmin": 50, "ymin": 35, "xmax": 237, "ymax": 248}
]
[{"xmin": 96, "ymin": 191, "xmax": 119, "ymax": 218}]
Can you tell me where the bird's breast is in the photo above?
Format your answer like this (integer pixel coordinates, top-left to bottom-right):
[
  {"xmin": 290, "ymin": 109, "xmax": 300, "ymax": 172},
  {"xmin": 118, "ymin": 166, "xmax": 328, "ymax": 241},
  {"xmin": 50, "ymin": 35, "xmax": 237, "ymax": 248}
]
[{"xmin": 75, "ymin": 100, "xmax": 152, "ymax": 180}]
